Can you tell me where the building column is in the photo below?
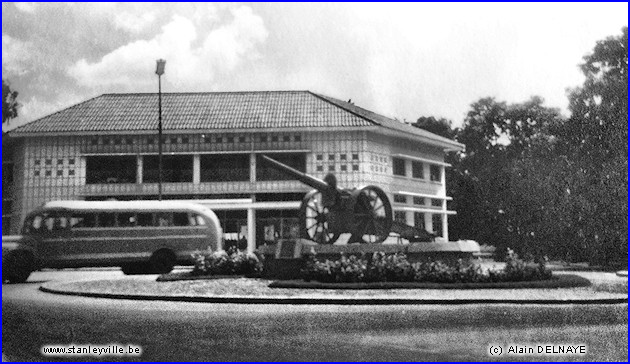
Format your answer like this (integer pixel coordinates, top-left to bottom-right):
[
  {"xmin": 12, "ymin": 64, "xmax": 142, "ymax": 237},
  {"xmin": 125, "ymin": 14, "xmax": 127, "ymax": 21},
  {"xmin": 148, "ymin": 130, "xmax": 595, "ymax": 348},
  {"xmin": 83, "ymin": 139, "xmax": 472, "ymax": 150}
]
[
  {"xmin": 423, "ymin": 162, "xmax": 430, "ymax": 180},
  {"xmin": 441, "ymin": 213, "xmax": 449, "ymax": 242},
  {"xmin": 193, "ymin": 154, "xmax": 200, "ymax": 184},
  {"xmin": 425, "ymin": 213, "xmax": 433, "ymax": 233},
  {"xmin": 439, "ymin": 165, "xmax": 446, "ymax": 195},
  {"xmin": 136, "ymin": 155, "xmax": 143, "ymax": 183},
  {"xmin": 247, "ymin": 207, "xmax": 256, "ymax": 253},
  {"xmin": 250, "ymin": 152, "xmax": 256, "ymax": 182}
]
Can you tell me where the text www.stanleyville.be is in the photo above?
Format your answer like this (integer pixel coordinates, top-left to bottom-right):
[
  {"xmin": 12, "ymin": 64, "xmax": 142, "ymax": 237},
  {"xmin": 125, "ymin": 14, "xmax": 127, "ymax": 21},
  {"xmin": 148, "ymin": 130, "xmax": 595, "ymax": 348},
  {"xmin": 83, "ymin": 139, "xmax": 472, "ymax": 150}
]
[{"xmin": 41, "ymin": 343, "xmax": 142, "ymax": 357}]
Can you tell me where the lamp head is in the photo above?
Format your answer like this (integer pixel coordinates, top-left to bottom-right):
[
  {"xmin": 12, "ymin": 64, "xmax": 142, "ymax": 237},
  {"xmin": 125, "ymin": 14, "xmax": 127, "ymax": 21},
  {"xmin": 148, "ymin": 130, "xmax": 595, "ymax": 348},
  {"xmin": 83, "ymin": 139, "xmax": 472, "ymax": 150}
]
[{"xmin": 155, "ymin": 59, "xmax": 166, "ymax": 76}]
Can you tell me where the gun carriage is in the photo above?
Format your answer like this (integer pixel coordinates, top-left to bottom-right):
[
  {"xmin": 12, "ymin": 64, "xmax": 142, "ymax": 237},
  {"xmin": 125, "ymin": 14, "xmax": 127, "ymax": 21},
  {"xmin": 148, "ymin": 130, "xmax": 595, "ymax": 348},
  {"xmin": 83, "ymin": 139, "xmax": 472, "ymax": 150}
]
[{"xmin": 261, "ymin": 155, "xmax": 435, "ymax": 244}]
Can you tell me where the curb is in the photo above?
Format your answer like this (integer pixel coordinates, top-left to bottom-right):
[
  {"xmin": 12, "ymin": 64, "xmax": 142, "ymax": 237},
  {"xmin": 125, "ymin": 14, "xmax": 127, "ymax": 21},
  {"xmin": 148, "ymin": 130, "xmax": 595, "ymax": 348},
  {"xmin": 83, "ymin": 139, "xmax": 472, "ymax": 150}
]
[
  {"xmin": 38, "ymin": 285, "xmax": 628, "ymax": 305},
  {"xmin": 616, "ymin": 271, "xmax": 628, "ymax": 277}
]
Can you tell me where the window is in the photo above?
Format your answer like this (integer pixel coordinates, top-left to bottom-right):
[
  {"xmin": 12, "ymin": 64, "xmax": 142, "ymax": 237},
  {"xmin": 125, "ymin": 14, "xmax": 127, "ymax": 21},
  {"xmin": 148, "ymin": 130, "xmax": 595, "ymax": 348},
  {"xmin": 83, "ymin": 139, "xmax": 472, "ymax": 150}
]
[
  {"xmin": 34, "ymin": 170, "xmax": 40, "ymax": 177},
  {"xmin": 173, "ymin": 212, "xmax": 190, "ymax": 226},
  {"xmin": 170, "ymin": 137, "xmax": 178, "ymax": 144},
  {"xmin": 91, "ymin": 138, "xmax": 99, "ymax": 146},
  {"xmin": 431, "ymin": 199, "xmax": 442, "ymax": 207},
  {"xmin": 340, "ymin": 154, "xmax": 347, "ymax": 160},
  {"xmin": 413, "ymin": 196, "xmax": 425, "ymax": 205},
  {"xmin": 238, "ymin": 136, "xmax": 245, "ymax": 143},
  {"xmin": 328, "ymin": 165, "xmax": 335, "ymax": 172},
  {"xmin": 283, "ymin": 135, "xmax": 290, "ymax": 142},
  {"xmin": 34, "ymin": 160, "xmax": 41, "ymax": 166},
  {"xmin": 57, "ymin": 159, "xmax": 64, "ymax": 165},
  {"xmin": 181, "ymin": 137, "xmax": 189, "ymax": 144},
  {"xmin": 414, "ymin": 212, "xmax": 425, "ymax": 229},
  {"xmin": 86, "ymin": 156, "xmax": 137, "ymax": 184},
  {"xmin": 260, "ymin": 135, "xmax": 267, "ymax": 142},
  {"xmin": 201, "ymin": 154, "xmax": 249, "ymax": 182},
  {"xmin": 394, "ymin": 211, "xmax": 406, "ymax": 223},
  {"xmin": 227, "ymin": 136, "xmax": 234, "ymax": 143},
  {"xmin": 271, "ymin": 135, "xmax": 279, "ymax": 142},
  {"xmin": 193, "ymin": 214, "xmax": 207, "ymax": 225},
  {"xmin": 294, "ymin": 135, "xmax": 301, "ymax": 142},
  {"xmin": 316, "ymin": 154, "xmax": 323, "ymax": 161},
  {"xmin": 69, "ymin": 170, "xmax": 75, "ymax": 176},
  {"xmin": 430, "ymin": 165, "xmax": 442, "ymax": 182},
  {"xmin": 352, "ymin": 154, "xmax": 359, "ymax": 160},
  {"xmin": 412, "ymin": 161, "xmax": 424, "ymax": 179},
  {"xmin": 117, "ymin": 213, "xmax": 136, "ymax": 227},
  {"xmin": 45, "ymin": 159, "xmax": 52, "ymax": 165},
  {"xmin": 69, "ymin": 159, "xmax": 75, "ymax": 165},
  {"xmin": 98, "ymin": 213, "xmax": 116, "ymax": 227},
  {"xmin": 126, "ymin": 138, "xmax": 134, "ymax": 145},
  {"xmin": 147, "ymin": 138, "xmax": 155, "ymax": 145},
  {"xmin": 316, "ymin": 165, "xmax": 323, "ymax": 172},
  {"xmin": 328, "ymin": 154, "xmax": 335, "ymax": 161},
  {"xmin": 203, "ymin": 136, "xmax": 211, "ymax": 144},
  {"xmin": 352, "ymin": 165, "xmax": 359, "ymax": 171},
  {"xmin": 393, "ymin": 194, "xmax": 407, "ymax": 204},
  {"xmin": 144, "ymin": 155, "xmax": 193, "ymax": 183},
  {"xmin": 216, "ymin": 136, "xmax": 223, "ymax": 143},
  {"xmin": 340, "ymin": 165, "xmax": 347, "ymax": 172},
  {"xmin": 114, "ymin": 138, "xmax": 122, "ymax": 145},
  {"xmin": 70, "ymin": 213, "xmax": 96, "ymax": 228},
  {"xmin": 256, "ymin": 153, "xmax": 306, "ymax": 181},
  {"xmin": 156, "ymin": 212, "xmax": 172, "ymax": 227},
  {"xmin": 45, "ymin": 170, "xmax": 52, "ymax": 177},
  {"xmin": 56, "ymin": 170, "xmax": 63, "ymax": 177},
  {"xmin": 393, "ymin": 158, "xmax": 406, "ymax": 176},
  {"xmin": 137, "ymin": 213, "xmax": 154, "ymax": 227}
]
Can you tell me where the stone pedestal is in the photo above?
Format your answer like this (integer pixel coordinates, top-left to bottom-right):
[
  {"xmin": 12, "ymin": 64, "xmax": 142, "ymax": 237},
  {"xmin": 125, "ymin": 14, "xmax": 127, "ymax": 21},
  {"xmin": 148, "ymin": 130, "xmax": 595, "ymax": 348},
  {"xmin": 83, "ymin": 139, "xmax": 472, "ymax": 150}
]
[{"xmin": 260, "ymin": 239, "xmax": 481, "ymax": 280}]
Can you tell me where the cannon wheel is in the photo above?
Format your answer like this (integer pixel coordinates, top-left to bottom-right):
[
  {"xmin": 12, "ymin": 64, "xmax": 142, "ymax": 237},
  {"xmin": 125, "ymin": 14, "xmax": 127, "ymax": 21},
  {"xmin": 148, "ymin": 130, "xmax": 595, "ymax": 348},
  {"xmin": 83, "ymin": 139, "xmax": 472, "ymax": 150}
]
[
  {"xmin": 300, "ymin": 190, "xmax": 340, "ymax": 244},
  {"xmin": 350, "ymin": 186, "xmax": 392, "ymax": 244}
]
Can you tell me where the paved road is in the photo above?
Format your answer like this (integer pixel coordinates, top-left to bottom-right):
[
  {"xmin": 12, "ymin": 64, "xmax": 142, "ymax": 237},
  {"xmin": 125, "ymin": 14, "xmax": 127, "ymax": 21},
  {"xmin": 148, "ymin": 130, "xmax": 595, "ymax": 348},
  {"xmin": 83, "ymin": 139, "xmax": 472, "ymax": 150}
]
[{"xmin": 3, "ymin": 269, "xmax": 628, "ymax": 361}]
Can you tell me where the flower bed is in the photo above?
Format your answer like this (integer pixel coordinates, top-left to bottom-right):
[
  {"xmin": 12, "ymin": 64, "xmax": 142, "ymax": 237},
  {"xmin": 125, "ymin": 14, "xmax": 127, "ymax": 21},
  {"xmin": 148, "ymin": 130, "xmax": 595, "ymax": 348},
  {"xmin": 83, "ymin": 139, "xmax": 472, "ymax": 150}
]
[{"xmin": 301, "ymin": 248, "xmax": 552, "ymax": 284}]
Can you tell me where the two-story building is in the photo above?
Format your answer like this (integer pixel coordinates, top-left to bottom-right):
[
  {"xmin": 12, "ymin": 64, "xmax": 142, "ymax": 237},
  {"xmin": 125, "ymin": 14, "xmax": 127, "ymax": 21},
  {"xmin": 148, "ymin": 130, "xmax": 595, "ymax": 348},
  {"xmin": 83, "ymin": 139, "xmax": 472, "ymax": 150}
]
[{"xmin": 4, "ymin": 91, "xmax": 464, "ymax": 251}]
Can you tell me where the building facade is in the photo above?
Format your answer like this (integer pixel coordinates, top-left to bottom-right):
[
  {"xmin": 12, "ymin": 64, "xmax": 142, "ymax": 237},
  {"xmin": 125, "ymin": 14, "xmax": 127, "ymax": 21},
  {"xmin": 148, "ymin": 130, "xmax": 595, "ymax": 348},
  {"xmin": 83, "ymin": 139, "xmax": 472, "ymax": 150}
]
[{"xmin": 5, "ymin": 91, "xmax": 464, "ymax": 251}]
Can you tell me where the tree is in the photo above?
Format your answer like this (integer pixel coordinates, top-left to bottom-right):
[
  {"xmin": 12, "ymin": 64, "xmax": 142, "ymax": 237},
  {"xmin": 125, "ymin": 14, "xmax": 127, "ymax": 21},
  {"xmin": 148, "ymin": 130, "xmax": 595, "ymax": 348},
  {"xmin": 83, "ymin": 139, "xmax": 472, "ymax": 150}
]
[
  {"xmin": 558, "ymin": 27, "xmax": 628, "ymax": 266},
  {"xmin": 412, "ymin": 116, "xmax": 458, "ymax": 139},
  {"xmin": 2, "ymin": 79, "xmax": 19, "ymax": 125},
  {"xmin": 448, "ymin": 97, "xmax": 563, "ymax": 257}
]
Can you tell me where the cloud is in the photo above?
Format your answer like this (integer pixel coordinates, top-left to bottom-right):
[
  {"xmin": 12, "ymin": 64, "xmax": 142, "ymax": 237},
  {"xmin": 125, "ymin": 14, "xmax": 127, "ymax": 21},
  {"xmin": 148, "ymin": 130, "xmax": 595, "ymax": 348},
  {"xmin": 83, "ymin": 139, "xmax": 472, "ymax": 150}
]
[
  {"xmin": 67, "ymin": 5, "xmax": 268, "ymax": 91},
  {"xmin": 114, "ymin": 11, "xmax": 157, "ymax": 33},
  {"xmin": 2, "ymin": 35, "xmax": 34, "ymax": 76},
  {"xmin": 14, "ymin": 2, "xmax": 37, "ymax": 13}
]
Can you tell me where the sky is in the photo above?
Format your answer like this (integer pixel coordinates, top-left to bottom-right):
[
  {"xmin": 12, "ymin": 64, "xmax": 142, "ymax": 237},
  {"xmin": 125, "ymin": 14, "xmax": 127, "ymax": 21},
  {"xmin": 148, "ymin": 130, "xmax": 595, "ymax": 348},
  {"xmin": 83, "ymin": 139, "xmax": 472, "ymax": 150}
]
[{"xmin": 2, "ymin": 2, "xmax": 628, "ymax": 131}]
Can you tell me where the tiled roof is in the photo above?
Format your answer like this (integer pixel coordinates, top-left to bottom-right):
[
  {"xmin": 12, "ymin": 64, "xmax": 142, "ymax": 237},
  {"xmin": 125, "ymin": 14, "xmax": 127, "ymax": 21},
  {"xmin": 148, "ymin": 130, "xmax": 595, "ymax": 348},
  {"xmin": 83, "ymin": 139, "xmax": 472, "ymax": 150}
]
[{"xmin": 11, "ymin": 90, "xmax": 463, "ymax": 148}]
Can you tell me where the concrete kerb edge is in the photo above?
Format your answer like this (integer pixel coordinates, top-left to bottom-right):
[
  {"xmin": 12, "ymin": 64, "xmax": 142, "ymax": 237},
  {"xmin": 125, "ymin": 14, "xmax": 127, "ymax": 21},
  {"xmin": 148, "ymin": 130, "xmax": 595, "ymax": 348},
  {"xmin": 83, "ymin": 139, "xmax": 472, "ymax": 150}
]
[{"xmin": 38, "ymin": 285, "xmax": 629, "ymax": 305}]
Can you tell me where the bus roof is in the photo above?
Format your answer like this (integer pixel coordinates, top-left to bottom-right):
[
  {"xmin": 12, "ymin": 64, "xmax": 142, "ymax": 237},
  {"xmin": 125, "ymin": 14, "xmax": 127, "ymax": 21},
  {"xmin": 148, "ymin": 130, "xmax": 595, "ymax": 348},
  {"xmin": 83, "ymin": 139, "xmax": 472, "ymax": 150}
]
[{"xmin": 40, "ymin": 200, "xmax": 213, "ymax": 214}]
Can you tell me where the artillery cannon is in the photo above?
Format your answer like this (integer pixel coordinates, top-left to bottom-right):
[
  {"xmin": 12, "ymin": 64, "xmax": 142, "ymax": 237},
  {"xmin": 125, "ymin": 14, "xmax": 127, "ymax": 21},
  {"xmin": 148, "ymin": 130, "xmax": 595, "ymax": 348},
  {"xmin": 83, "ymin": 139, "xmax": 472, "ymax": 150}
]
[{"xmin": 261, "ymin": 155, "xmax": 435, "ymax": 244}]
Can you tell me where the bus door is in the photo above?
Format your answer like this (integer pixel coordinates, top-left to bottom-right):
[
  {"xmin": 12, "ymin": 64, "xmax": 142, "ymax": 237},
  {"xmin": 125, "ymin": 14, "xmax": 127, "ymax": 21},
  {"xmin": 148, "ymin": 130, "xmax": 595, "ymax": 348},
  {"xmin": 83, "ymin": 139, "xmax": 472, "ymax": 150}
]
[{"xmin": 27, "ymin": 211, "xmax": 71, "ymax": 265}]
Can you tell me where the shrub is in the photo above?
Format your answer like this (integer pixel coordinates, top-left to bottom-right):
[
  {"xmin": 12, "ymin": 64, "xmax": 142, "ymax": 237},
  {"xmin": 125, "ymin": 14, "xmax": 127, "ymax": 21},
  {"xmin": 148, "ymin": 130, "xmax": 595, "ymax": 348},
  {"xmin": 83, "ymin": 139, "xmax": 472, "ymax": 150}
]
[
  {"xmin": 191, "ymin": 247, "xmax": 264, "ymax": 277},
  {"xmin": 301, "ymin": 248, "xmax": 552, "ymax": 284}
]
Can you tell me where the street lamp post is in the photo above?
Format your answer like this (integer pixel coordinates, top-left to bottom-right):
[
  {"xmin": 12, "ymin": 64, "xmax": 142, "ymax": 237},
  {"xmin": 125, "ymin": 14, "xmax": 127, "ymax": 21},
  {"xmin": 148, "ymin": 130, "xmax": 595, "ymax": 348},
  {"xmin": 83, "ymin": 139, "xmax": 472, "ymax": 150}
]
[{"xmin": 155, "ymin": 59, "xmax": 166, "ymax": 201}]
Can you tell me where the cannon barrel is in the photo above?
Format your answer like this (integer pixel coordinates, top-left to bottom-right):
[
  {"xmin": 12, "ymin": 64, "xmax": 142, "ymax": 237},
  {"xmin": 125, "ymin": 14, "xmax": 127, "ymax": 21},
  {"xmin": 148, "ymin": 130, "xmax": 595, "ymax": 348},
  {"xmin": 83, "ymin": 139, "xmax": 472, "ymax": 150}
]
[{"xmin": 260, "ymin": 155, "xmax": 333, "ymax": 192}]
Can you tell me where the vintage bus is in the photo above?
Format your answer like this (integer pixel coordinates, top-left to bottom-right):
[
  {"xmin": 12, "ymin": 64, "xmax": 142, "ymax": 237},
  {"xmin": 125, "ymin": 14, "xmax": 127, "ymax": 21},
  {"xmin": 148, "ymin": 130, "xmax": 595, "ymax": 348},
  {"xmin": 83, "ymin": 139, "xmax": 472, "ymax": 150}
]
[{"xmin": 2, "ymin": 200, "xmax": 223, "ymax": 283}]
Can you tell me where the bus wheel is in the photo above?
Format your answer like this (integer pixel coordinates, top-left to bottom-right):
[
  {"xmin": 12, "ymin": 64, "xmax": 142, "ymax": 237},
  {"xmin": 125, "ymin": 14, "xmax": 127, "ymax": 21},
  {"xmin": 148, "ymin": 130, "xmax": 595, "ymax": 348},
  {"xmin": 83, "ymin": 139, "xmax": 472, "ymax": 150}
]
[
  {"xmin": 3, "ymin": 250, "xmax": 34, "ymax": 283},
  {"xmin": 150, "ymin": 250, "xmax": 175, "ymax": 274}
]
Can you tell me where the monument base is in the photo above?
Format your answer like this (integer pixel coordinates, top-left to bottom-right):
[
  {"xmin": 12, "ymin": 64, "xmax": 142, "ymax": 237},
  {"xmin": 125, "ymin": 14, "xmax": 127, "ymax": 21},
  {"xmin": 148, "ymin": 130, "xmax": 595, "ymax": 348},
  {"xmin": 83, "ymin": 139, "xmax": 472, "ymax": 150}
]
[{"xmin": 260, "ymin": 239, "xmax": 481, "ymax": 280}]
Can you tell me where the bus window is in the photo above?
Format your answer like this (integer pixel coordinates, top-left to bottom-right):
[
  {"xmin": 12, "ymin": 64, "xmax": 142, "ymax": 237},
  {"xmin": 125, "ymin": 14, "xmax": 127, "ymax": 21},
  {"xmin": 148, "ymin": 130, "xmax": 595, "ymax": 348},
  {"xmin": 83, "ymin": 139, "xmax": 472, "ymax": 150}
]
[
  {"xmin": 99, "ymin": 213, "xmax": 116, "ymax": 228},
  {"xmin": 117, "ymin": 212, "xmax": 136, "ymax": 227},
  {"xmin": 194, "ymin": 214, "xmax": 207, "ymax": 225},
  {"xmin": 26, "ymin": 215, "xmax": 44, "ymax": 233},
  {"xmin": 156, "ymin": 212, "xmax": 172, "ymax": 227},
  {"xmin": 71, "ymin": 213, "xmax": 96, "ymax": 228},
  {"xmin": 137, "ymin": 213, "xmax": 154, "ymax": 227},
  {"xmin": 173, "ymin": 212, "xmax": 189, "ymax": 227}
]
